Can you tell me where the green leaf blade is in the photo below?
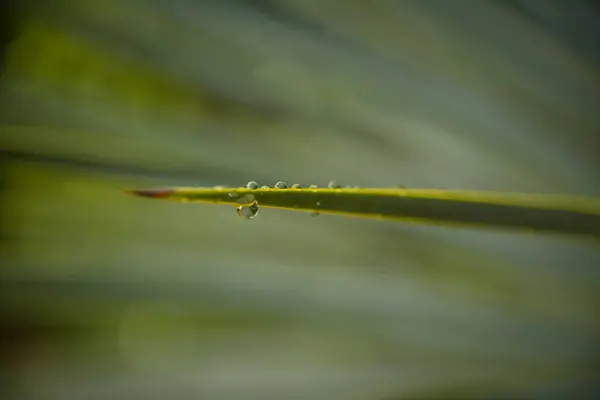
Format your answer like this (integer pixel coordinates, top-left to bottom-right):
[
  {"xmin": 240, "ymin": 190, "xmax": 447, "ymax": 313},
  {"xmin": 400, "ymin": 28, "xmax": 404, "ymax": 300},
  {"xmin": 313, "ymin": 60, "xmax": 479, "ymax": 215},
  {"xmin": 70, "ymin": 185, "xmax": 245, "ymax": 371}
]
[{"xmin": 127, "ymin": 187, "xmax": 600, "ymax": 238}]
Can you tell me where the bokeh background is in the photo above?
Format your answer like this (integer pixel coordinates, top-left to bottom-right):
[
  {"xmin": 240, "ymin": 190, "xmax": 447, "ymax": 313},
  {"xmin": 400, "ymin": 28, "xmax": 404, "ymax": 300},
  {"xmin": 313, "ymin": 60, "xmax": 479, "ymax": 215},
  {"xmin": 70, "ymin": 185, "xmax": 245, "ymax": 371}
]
[{"xmin": 1, "ymin": 1, "xmax": 599, "ymax": 399}]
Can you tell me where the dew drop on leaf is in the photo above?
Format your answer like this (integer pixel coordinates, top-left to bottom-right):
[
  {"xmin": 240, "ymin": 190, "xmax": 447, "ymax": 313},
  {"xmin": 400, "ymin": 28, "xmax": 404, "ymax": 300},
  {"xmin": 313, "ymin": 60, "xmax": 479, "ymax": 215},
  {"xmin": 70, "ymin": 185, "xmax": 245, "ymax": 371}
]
[
  {"xmin": 275, "ymin": 181, "xmax": 288, "ymax": 189},
  {"xmin": 235, "ymin": 194, "xmax": 259, "ymax": 219},
  {"xmin": 246, "ymin": 181, "xmax": 259, "ymax": 189},
  {"xmin": 236, "ymin": 204, "xmax": 259, "ymax": 219}
]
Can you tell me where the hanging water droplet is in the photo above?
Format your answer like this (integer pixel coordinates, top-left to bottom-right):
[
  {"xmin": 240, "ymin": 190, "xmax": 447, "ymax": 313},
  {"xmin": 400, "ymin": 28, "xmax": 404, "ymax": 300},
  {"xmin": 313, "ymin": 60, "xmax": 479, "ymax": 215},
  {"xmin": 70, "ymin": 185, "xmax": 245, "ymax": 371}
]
[
  {"xmin": 328, "ymin": 180, "xmax": 341, "ymax": 189},
  {"xmin": 246, "ymin": 181, "xmax": 259, "ymax": 189},
  {"xmin": 275, "ymin": 181, "xmax": 288, "ymax": 189},
  {"xmin": 237, "ymin": 204, "xmax": 259, "ymax": 219},
  {"xmin": 235, "ymin": 194, "xmax": 259, "ymax": 220},
  {"xmin": 237, "ymin": 203, "xmax": 259, "ymax": 219},
  {"xmin": 291, "ymin": 183, "xmax": 302, "ymax": 189}
]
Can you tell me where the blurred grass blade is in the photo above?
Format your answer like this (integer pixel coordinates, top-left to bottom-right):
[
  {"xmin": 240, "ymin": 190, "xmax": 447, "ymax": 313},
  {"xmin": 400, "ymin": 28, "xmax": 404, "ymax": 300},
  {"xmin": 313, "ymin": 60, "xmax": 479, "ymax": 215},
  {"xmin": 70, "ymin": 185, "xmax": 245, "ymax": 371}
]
[{"xmin": 127, "ymin": 187, "xmax": 600, "ymax": 237}]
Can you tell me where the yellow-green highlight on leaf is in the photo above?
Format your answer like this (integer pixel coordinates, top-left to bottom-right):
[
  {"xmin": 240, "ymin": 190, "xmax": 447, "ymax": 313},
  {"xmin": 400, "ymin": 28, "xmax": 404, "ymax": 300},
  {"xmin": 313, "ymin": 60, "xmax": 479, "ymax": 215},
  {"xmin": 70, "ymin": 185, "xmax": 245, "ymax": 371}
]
[{"xmin": 127, "ymin": 186, "xmax": 600, "ymax": 238}]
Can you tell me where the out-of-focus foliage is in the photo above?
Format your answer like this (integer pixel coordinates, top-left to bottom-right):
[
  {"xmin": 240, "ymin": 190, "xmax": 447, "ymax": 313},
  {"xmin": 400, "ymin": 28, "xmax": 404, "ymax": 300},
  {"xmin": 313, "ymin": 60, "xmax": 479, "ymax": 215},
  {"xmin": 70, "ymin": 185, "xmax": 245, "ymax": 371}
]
[{"xmin": 1, "ymin": 1, "xmax": 599, "ymax": 399}]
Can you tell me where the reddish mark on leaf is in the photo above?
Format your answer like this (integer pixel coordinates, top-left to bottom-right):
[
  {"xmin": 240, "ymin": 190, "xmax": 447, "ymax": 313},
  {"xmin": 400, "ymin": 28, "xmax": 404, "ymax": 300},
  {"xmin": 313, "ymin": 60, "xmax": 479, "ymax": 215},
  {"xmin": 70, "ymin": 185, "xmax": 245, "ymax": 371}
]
[{"xmin": 127, "ymin": 188, "xmax": 174, "ymax": 199}]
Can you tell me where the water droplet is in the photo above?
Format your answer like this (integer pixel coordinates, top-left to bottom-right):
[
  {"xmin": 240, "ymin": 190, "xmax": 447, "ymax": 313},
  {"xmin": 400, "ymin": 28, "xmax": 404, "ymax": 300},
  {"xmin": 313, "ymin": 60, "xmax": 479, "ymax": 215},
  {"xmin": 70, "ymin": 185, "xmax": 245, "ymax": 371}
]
[
  {"xmin": 228, "ymin": 192, "xmax": 239, "ymax": 198},
  {"xmin": 328, "ymin": 180, "xmax": 341, "ymax": 189},
  {"xmin": 213, "ymin": 185, "xmax": 225, "ymax": 190},
  {"xmin": 260, "ymin": 185, "xmax": 270, "ymax": 189},
  {"xmin": 237, "ymin": 203, "xmax": 259, "ymax": 219},
  {"xmin": 275, "ymin": 181, "xmax": 288, "ymax": 189},
  {"xmin": 316, "ymin": 201, "xmax": 321, "ymax": 207},
  {"xmin": 291, "ymin": 183, "xmax": 302, "ymax": 189},
  {"xmin": 235, "ymin": 194, "xmax": 259, "ymax": 220},
  {"xmin": 309, "ymin": 184, "xmax": 318, "ymax": 189},
  {"xmin": 246, "ymin": 181, "xmax": 259, "ymax": 189}
]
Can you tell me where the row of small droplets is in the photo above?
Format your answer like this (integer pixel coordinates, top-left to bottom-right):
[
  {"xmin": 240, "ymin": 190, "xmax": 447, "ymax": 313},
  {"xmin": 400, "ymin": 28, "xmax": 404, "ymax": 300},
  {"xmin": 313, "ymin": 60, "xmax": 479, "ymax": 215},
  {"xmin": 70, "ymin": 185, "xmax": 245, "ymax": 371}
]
[
  {"xmin": 235, "ymin": 180, "xmax": 357, "ymax": 219},
  {"xmin": 245, "ymin": 180, "xmax": 357, "ymax": 190}
]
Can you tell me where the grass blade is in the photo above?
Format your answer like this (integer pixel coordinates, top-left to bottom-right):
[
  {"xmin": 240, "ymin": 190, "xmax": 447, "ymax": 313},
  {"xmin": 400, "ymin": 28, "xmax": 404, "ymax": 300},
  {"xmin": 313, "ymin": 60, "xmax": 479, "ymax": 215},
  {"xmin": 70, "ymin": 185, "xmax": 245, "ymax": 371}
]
[{"xmin": 127, "ymin": 186, "xmax": 600, "ymax": 238}]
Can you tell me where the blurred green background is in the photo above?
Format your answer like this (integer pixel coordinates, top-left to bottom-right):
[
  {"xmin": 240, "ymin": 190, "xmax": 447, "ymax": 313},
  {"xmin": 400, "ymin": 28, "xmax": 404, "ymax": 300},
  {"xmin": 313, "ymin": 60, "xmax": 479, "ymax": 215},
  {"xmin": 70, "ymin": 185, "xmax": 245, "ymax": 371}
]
[{"xmin": 1, "ymin": 1, "xmax": 599, "ymax": 399}]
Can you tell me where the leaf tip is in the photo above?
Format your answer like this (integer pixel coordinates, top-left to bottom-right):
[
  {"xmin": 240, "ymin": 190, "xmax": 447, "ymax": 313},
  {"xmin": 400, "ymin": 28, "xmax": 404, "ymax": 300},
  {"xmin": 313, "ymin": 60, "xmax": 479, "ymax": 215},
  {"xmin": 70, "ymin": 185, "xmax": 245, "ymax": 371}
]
[{"xmin": 126, "ymin": 188, "xmax": 174, "ymax": 199}]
